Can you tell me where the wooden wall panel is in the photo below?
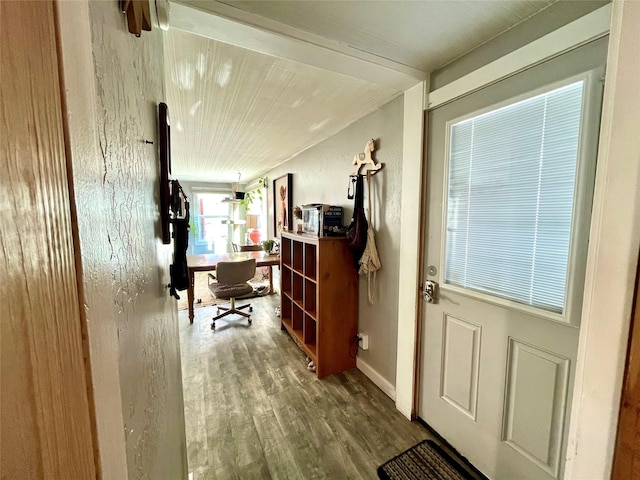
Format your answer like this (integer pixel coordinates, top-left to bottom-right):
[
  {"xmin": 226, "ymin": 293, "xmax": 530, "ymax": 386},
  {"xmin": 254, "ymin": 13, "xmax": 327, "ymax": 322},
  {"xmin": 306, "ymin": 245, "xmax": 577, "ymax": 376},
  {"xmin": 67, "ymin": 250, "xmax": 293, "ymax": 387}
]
[
  {"xmin": 0, "ymin": 1, "xmax": 97, "ymax": 478},
  {"xmin": 612, "ymin": 259, "xmax": 640, "ymax": 480}
]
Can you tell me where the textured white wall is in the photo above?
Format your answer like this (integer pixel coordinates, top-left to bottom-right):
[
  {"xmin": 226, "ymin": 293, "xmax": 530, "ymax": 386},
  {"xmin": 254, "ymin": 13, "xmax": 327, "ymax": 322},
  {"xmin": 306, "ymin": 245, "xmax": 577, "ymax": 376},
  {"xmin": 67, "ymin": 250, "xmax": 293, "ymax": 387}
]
[
  {"xmin": 59, "ymin": 1, "xmax": 188, "ymax": 478},
  {"xmin": 265, "ymin": 96, "xmax": 404, "ymax": 387}
]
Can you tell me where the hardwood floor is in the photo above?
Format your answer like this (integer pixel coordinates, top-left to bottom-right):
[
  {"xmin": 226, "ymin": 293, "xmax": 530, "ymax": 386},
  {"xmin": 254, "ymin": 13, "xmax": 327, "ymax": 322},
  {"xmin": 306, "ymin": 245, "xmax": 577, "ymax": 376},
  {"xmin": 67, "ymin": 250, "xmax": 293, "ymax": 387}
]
[{"xmin": 179, "ymin": 294, "xmax": 431, "ymax": 479}]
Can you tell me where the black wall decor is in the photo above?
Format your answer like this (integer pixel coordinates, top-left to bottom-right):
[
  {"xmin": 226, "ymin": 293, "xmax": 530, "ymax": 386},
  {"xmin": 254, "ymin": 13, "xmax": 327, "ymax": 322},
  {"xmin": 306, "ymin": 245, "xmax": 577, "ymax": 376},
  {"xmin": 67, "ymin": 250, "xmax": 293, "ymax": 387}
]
[
  {"xmin": 158, "ymin": 102, "xmax": 191, "ymax": 300},
  {"xmin": 159, "ymin": 102, "xmax": 171, "ymax": 244}
]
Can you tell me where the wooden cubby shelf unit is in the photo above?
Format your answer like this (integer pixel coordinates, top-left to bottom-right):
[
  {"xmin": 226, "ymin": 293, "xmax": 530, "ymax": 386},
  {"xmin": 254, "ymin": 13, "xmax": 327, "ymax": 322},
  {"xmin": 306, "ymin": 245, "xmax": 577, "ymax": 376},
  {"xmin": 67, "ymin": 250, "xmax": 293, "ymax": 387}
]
[{"xmin": 280, "ymin": 231, "xmax": 358, "ymax": 378}]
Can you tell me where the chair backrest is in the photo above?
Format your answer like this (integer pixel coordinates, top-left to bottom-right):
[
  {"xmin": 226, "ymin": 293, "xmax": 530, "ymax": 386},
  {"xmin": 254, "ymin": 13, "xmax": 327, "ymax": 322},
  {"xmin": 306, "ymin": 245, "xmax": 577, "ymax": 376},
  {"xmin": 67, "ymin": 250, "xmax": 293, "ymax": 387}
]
[
  {"xmin": 238, "ymin": 244, "xmax": 263, "ymax": 252},
  {"xmin": 215, "ymin": 258, "xmax": 256, "ymax": 285},
  {"xmin": 231, "ymin": 243, "xmax": 262, "ymax": 252}
]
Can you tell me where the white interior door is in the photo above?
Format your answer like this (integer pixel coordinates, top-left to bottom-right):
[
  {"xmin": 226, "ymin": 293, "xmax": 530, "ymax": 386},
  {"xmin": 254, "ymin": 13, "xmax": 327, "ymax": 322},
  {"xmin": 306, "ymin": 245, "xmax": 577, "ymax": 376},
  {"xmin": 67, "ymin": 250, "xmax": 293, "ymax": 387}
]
[{"xmin": 418, "ymin": 38, "xmax": 607, "ymax": 480}]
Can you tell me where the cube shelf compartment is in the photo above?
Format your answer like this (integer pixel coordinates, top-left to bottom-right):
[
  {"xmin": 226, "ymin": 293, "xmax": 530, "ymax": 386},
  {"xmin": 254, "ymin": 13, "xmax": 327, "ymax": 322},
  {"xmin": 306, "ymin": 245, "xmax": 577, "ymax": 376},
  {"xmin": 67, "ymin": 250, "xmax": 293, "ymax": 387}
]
[{"xmin": 279, "ymin": 231, "xmax": 358, "ymax": 378}]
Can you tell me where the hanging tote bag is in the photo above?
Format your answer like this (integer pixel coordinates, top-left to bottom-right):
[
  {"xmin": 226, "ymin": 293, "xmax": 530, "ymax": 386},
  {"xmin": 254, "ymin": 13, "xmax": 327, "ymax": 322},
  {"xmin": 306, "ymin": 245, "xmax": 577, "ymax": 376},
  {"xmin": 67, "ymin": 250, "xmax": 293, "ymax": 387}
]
[
  {"xmin": 345, "ymin": 174, "xmax": 368, "ymax": 266},
  {"xmin": 358, "ymin": 172, "xmax": 382, "ymax": 304}
]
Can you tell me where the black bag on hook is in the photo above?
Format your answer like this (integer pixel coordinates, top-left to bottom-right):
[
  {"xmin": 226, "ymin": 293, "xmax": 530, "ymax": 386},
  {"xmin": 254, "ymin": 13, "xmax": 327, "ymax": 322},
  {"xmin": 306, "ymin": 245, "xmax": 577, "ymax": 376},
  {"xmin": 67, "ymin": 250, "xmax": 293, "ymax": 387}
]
[
  {"xmin": 346, "ymin": 174, "xmax": 368, "ymax": 266},
  {"xmin": 169, "ymin": 216, "xmax": 189, "ymax": 299},
  {"xmin": 169, "ymin": 182, "xmax": 190, "ymax": 299}
]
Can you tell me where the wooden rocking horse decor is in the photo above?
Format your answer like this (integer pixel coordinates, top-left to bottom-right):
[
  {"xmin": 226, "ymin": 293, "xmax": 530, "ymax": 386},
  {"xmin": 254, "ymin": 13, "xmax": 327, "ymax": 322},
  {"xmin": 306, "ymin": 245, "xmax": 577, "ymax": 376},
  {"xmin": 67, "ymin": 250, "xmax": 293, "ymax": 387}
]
[
  {"xmin": 352, "ymin": 139, "xmax": 383, "ymax": 176},
  {"xmin": 348, "ymin": 139, "xmax": 383, "ymax": 199}
]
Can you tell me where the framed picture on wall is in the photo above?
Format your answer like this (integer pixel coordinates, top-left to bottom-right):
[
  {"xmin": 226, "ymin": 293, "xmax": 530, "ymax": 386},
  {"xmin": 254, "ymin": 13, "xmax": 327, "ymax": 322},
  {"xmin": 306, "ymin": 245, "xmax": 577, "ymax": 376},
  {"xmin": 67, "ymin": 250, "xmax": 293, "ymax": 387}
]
[{"xmin": 273, "ymin": 173, "xmax": 293, "ymax": 236}]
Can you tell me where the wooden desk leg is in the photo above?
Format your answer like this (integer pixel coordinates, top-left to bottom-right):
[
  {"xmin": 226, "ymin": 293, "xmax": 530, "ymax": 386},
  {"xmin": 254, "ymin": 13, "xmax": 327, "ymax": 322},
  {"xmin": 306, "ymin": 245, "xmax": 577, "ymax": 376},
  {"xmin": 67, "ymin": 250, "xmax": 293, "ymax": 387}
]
[
  {"xmin": 188, "ymin": 268, "xmax": 195, "ymax": 324},
  {"xmin": 268, "ymin": 266, "xmax": 274, "ymax": 294}
]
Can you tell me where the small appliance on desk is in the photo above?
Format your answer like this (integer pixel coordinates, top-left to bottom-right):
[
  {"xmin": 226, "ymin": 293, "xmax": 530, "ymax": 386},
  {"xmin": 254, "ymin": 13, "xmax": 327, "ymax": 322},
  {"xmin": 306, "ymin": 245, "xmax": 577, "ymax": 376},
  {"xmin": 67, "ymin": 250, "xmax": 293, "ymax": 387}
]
[{"xmin": 301, "ymin": 204, "xmax": 344, "ymax": 237}]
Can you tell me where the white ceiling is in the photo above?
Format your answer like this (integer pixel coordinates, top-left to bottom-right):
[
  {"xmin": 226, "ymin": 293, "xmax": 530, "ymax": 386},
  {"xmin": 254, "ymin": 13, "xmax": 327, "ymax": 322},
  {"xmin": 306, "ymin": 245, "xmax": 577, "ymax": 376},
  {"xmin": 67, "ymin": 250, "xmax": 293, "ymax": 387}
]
[{"xmin": 164, "ymin": 0, "xmax": 557, "ymax": 183}]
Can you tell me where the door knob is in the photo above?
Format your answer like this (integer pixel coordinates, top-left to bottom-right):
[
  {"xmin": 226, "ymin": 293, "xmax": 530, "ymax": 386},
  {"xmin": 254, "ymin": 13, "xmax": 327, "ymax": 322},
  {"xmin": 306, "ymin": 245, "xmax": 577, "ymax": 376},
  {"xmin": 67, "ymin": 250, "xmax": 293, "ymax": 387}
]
[{"xmin": 422, "ymin": 280, "xmax": 439, "ymax": 304}]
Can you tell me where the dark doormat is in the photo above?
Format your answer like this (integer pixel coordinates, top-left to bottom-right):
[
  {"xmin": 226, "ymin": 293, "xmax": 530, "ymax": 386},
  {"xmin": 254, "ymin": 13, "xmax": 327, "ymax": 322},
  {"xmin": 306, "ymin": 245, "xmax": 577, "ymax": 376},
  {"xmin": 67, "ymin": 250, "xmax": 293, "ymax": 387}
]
[{"xmin": 377, "ymin": 439, "xmax": 476, "ymax": 480}]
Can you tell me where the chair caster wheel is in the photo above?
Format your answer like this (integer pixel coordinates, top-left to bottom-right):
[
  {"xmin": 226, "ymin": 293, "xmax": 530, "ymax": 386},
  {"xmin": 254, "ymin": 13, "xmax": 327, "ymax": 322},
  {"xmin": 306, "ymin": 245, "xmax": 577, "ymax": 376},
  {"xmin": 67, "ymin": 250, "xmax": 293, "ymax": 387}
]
[
  {"xmin": 249, "ymin": 306, "xmax": 253, "ymax": 312},
  {"xmin": 211, "ymin": 323, "xmax": 215, "ymax": 330},
  {"xmin": 248, "ymin": 319, "xmax": 252, "ymax": 325}
]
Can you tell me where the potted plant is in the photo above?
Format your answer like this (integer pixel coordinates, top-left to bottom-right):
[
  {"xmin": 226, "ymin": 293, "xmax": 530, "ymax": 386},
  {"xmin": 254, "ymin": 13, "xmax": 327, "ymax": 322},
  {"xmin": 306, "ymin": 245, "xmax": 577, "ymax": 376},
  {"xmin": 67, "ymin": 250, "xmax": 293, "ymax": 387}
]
[
  {"xmin": 261, "ymin": 239, "xmax": 275, "ymax": 254},
  {"xmin": 231, "ymin": 172, "xmax": 246, "ymax": 200},
  {"xmin": 239, "ymin": 177, "xmax": 266, "ymax": 210}
]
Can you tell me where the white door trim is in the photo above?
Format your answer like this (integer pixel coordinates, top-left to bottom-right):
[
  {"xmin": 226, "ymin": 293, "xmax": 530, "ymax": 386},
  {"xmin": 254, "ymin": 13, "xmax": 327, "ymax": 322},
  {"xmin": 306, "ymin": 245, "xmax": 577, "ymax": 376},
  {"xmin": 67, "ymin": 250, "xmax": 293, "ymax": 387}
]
[
  {"xmin": 565, "ymin": 1, "xmax": 640, "ymax": 478},
  {"xmin": 395, "ymin": 81, "xmax": 426, "ymax": 418}
]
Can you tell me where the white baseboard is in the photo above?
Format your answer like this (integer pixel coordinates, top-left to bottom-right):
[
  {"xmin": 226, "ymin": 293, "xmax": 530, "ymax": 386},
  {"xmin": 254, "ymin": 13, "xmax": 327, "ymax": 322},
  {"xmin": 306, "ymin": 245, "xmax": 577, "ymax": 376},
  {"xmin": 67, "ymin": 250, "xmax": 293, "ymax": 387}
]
[{"xmin": 356, "ymin": 357, "xmax": 396, "ymax": 400}]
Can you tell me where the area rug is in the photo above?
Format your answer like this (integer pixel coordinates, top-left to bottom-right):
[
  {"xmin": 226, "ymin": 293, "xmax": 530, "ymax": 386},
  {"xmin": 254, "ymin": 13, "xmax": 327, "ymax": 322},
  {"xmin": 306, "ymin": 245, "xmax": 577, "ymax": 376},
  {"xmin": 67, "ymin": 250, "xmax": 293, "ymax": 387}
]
[
  {"xmin": 176, "ymin": 268, "xmax": 272, "ymax": 311},
  {"xmin": 377, "ymin": 440, "xmax": 474, "ymax": 480}
]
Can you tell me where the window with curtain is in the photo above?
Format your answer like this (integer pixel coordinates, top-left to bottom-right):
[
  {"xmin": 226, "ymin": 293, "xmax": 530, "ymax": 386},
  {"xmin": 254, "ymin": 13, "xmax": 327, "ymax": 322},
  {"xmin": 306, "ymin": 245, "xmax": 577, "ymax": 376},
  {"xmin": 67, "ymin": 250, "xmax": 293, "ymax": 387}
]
[
  {"xmin": 444, "ymin": 81, "xmax": 584, "ymax": 314},
  {"xmin": 192, "ymin": 192, "xmax": 229, "ymax": 254}
]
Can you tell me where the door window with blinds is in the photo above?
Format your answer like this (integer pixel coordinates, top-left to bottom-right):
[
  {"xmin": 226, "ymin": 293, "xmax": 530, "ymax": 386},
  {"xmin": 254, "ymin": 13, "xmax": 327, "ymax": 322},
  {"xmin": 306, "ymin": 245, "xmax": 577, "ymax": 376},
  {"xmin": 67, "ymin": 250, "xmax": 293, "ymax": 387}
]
[{"xmin": 443, "ymin": 81, "xmax": 586, "ymax": 315}]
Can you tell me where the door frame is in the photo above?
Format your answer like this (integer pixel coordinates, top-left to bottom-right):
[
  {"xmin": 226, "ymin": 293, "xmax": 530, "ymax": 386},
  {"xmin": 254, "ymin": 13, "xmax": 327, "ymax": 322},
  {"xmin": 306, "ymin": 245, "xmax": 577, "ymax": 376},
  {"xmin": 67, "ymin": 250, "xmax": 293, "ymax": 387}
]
[
  {"xmin": 395, "ymin": 2, "xmax": 640, "ymax": 478},
  {"xmin": 2, "ymin": 1, "xmax": 98, "ymax": 477},
  {"xmin": 611, "ymin": 254, "xmax": 640, "ymax": 478}
]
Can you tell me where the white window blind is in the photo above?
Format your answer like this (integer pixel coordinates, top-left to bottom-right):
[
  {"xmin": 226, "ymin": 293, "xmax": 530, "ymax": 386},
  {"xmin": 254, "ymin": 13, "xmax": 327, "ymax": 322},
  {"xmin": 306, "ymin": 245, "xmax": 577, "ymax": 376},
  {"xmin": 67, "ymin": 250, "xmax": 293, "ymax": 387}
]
[{"xmin": 444, "ymin": 81, "xmax": 584, "ymax": 313}]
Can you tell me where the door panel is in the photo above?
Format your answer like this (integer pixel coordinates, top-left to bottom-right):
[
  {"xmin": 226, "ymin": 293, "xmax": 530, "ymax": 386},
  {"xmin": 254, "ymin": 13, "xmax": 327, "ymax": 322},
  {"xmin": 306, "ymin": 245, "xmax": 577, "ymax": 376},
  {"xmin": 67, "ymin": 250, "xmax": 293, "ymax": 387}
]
[
  {"xmin": 503, "ymin": 339, "xmax": 570, "ymax": 476},
  {"xmin": 1, "ymin": 1, "xmax": 97, "ymax": 478},
  {"xmin": 419, "ymin": 38, "xmax": 607, "ymax": 480},
  {"xmin": 441, "ymin": 315, "xmax": 481, "ymax": 420}
]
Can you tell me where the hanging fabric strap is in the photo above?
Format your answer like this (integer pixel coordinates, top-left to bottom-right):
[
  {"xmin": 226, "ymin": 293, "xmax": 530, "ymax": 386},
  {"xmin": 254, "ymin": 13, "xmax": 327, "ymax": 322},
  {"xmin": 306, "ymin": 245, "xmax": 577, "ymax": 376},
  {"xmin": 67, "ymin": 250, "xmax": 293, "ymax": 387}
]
[{"xmin": 358, "ymin": 171, "xmax": 382, "ymax": 304}]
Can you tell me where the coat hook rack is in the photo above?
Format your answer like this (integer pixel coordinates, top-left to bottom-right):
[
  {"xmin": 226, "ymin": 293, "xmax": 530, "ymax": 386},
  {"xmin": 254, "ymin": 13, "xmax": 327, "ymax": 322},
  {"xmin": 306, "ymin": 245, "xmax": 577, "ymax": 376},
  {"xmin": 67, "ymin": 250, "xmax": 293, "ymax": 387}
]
[
  {"xmin": 351, "ymin": 139, "xmax": 383, "ymax": 177},
  {"xmin": 347, "ymin": 175, "xmax": 357, "ymax": 199},
  {"xmin": 120, "ymin": 0, "xmax": 152, "ymax": 37}
]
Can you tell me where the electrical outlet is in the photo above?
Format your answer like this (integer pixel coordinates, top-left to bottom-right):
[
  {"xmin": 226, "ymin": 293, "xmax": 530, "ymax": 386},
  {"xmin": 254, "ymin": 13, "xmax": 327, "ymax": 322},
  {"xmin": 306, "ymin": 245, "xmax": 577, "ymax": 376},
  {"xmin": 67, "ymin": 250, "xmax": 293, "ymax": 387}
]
[{"xmin": 358, "ymin": 332, "xmax": 369, "ymax": 350}]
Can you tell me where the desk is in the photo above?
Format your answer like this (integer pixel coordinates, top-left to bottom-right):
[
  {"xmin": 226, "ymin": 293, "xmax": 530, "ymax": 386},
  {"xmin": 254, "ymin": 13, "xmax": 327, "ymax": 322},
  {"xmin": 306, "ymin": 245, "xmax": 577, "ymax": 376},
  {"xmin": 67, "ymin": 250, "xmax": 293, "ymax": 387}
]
[{"xmin": 186, "ymin": 252, "xmax": 280, "ymax": 323}]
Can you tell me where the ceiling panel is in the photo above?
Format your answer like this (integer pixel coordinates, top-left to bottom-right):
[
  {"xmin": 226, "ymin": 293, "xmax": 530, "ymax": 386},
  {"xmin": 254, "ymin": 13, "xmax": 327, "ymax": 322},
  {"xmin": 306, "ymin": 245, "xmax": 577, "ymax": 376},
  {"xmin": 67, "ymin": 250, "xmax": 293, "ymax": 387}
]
[
  {"xmin": 164, "ymin": 27, "xmax": 399, "ymax": 182},
  {"xmin": 164, "ymin": 0, "xmax": 576, "ymax": 183},
  {"xmin": 218, "ymin": 0, "xmax": 556, "ymax": 71}
]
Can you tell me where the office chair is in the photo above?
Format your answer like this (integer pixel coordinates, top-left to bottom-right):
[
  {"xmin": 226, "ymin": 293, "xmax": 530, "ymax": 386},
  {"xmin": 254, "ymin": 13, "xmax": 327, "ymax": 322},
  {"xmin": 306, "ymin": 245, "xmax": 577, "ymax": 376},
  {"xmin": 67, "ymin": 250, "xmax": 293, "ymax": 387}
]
[{"xmin": 208, "ymin": 258, "xmax": 256, "ymax": 330}]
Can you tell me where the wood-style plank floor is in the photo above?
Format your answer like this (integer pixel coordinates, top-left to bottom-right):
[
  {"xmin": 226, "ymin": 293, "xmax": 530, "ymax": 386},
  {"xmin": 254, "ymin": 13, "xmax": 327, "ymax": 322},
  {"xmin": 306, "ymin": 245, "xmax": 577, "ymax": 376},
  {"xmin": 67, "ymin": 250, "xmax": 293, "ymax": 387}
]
[{"xmin": 179, "ymin": 294, "xmax": 432, "ymax": 479}]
